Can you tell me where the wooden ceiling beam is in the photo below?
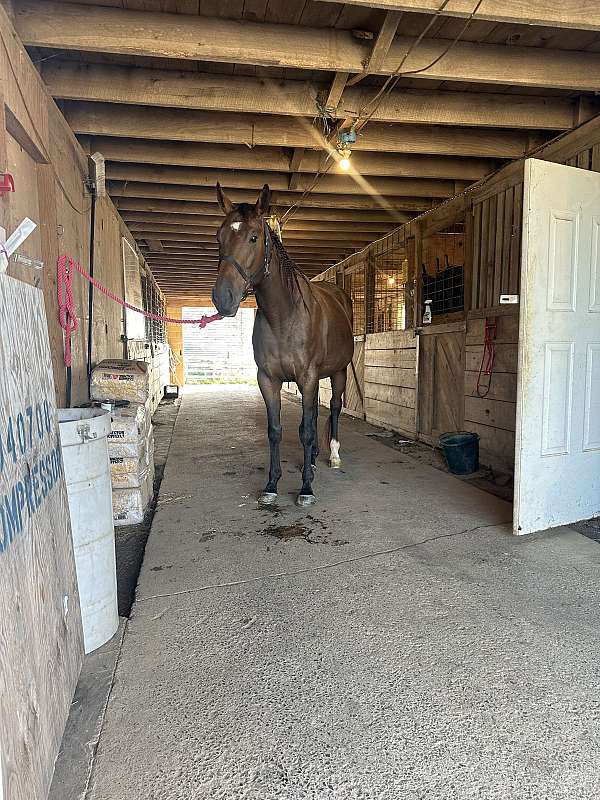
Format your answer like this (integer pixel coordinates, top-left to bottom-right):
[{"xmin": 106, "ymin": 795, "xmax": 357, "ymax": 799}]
[
  {"xmin": 145, "ymin": 238, "xmax": 164, "ymax": 252},
  {"xmin": 323, "ymin": 72, "xmax": 349, "ymax": 115},
  {"xmin": 17, "ymin": 2, "xmax": 600, "ymax": 88},
  {"xmin": 111, "ymin": 181, "xmax": 435, "ymax": 212},
  {"xmin": 128, "ymin": 223, "xmax": 380, "ymax": 241},
  {"xmin": 47, "ymin": 62, "xmax": 575, "ymax": 130},
  {"xmin": 91, "ymin": 138, "xmax": 494, "ymax": 180},
  {"xmin": 65, "ymin": 103, "xmax": 543, "ymax": 159},
  {"xmin": 288, "ymin": 148, "xmax": 305, "ymax": 192},
  {"xmin": 347, "ymin": 11, "xmax": 402, "ymax": 87},
  {"xmin": 134, "ymin": 232, "xmax": 363, "ymax": 249},
  {"xmin": 107, "ymin": 163, "xmax": 466, "ymax": 198},
  {"xmin": 141, "ymin": 248, "xmax": 343, "ymax": 261},
  {"xmin": 118, "ymin": 197, "xmax": 411, "ymax": 223},
  {"xmin": 125, "ymin": 215, "xmax": 392, "ymax": 236},
  {"xmin": 313, "ymin": 0, "xmax": 600, "ymax": 31}
]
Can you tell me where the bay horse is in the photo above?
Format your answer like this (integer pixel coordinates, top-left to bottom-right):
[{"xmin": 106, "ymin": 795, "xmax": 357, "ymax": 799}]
[{"xmin": 211, "ymin": 183, "xmax": 354, "ymax": 507}]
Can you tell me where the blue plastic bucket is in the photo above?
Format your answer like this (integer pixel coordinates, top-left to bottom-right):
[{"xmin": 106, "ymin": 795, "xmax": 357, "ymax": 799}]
[{"xmin": 439, "ymin": 431, "xmax": 480, "ymax": 475}]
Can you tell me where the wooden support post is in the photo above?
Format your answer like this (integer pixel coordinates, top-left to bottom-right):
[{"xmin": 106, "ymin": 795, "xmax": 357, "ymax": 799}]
[
  {"xmin": 463, "ymin": 203, "xmax": 474, "ymax": 314},
  {"xmin": 365, "ymin": 252, "xmax": 376, "ymax": 335},
  {"xmin": 414, "ymin": 222, "xmax": 423, "ymax": 328},
  {"xmin": 166, "ymin": 303, "xmax": 185, "ymax": 386}
]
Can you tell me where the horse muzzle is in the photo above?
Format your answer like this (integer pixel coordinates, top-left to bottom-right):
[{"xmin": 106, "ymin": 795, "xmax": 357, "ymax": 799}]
[{"xmin": 212, "ymin": 282, "xmax": 241, "ymax": 317}]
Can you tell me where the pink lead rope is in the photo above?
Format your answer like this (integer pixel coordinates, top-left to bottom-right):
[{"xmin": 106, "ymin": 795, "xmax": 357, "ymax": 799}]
[{"xmin": 57, "ymin": 255, "xmax": 223, "ymax": 367}]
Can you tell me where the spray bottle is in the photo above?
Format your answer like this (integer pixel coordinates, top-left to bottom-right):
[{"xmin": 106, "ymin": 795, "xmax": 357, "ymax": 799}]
[{"xmin": 423, "ymin": 300, "xmax": 432, "ymax": 325}]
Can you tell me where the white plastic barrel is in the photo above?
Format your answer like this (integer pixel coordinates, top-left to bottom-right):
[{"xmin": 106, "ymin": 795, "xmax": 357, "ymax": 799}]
[{"xmin": 58, "ymin": 408, "xmax": 118, "ymax": 654}]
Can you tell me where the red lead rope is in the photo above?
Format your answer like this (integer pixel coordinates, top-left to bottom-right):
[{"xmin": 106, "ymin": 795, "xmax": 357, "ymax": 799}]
[
  {"xmin": 57, "ymin": 255, "xmax": 223, "ymax": 366},
  {"xmin": 57, "ymin": 255, "xmax": 79, "ymax": 368}
]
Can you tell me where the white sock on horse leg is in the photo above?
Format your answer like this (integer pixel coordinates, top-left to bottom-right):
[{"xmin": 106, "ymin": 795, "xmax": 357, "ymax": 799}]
[{"xmin": 330, "ymin": 438, "xmax": 341, "ymax": 467}]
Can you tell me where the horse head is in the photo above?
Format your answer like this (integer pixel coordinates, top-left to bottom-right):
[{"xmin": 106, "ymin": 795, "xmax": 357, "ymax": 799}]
[{"xmin": 211, "ymin": 183, "xmax": 271, "ymax": 317}]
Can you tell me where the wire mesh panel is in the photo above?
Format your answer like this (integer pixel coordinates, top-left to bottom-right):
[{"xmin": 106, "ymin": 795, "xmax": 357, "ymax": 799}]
[
  {"xmin": 371, "ymin": 248, "xmax": 410, "ymax": 333},
  {"xmin": 141, "ymin": 269, "xmax": 167, "ymax": 343},
  {"xmin": 421, "ymin": 230, "xmax": 464, "ymax": 316},
  {"xmin": 348, "ymin": 266, "xmax": 365, "ymax": 335}
]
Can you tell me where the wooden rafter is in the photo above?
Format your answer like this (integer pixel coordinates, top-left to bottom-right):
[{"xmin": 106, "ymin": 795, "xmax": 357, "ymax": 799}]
[
  {"xmin": 65, "ymin": 104, "xmax": 540, "ymax": 158},
  {"xmin": 44, "ymin": 62, "xmax": 576, "ymax": 131},
  {"xmin": 106, "ymin": 163, "xmax": 468, "ymax": 198},
  {"xmin": 288, "ymin": 148, "xmax": 305, "ymax": 191},
  {"xmin": 109, "ymin": 182, "xmax": 438, "ymax": 212},
  {"xmin": 93, "ymin": 139, "xmax": 496, "ymax": 179},
  {"xmin": 16, "ymin": 2, "xmax": 600, "ymax": 90},
  {"xmin": 347, "ymin": 11, "xmax": 402, "ymax": 87},
  {"xmin": 313, "ymin": 0, "xmax": 600, "ymax": 31},
  {"xmin": 121, "ymin": 212, "xmax": 393, "ymax": 234},
  {"xmin": 323, "ymin": 72, "xmax": 349, "ymax": 114},
  {"xmin": 114, "ymin": 198, "xmax": 414, "ymax": 223}
]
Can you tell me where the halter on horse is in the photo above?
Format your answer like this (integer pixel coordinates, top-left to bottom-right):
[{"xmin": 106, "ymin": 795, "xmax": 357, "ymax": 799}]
[{"xmin": 211, "ymin": 183, "xmax": 354, "ymax": 507}]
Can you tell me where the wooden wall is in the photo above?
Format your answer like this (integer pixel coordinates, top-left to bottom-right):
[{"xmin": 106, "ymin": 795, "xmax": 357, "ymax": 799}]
[
  {"xmin": 464, "ymin": 313, "xmax": 518, "ymax": 472},
  {"xmin": 364, "ymin": 331, "xmax": 417, "ymax": 437},
  {"xmin": 0, "ymin": 7, "xmax": 158, "ymax": 407},
  {"xmin": 0, "ymin": 275, "xmax": 84, "ymax": 800},
  {"xmin": 317, "ymin": 336, "xmax": 364, "ymax": 420}
]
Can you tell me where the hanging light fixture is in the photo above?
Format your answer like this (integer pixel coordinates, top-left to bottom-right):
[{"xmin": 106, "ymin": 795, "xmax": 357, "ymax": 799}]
[{"xmin": 336, "ymin": 126, "xmax": 356, "ymax": 172}]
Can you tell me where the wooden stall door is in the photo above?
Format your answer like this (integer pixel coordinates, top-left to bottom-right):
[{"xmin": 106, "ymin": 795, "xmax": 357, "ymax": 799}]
[{"xmin": 418, "ymin": 324, "xmax": 465, "ymax": 445}]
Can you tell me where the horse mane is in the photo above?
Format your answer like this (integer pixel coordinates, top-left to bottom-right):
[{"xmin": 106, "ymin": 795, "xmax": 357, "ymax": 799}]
[{"xmin": 267, "ymin": 227, "xmax": 313, "ymax": 310}]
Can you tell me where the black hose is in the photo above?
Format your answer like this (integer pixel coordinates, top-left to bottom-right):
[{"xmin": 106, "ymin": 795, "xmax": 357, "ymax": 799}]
[{"xmin": 87, "ymin": 191, "xmax": 96, "ymax": 399}]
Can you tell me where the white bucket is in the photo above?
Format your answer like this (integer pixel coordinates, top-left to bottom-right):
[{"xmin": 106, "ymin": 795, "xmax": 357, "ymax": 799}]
[{"xmin": 58, "ymin": 408, "xmax": 118, "ymax": 654}]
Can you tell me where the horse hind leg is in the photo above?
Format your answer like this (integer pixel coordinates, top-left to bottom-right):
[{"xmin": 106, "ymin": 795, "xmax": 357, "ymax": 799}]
[
  {"xmin": 311, "ymin": 392, "xmax": 320, "ymax": 468},
  {"xmin": 329, "ymin": 369, "xmax": 346, "ymax": 469}
]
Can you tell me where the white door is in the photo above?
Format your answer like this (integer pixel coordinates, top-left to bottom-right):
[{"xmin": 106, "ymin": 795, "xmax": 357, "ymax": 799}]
[{"xmin": 515, "ymin": 158, "xmax": 600, "ymax": 535}]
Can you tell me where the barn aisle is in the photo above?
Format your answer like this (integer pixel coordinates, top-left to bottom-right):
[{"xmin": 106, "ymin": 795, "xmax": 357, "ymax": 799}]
[{"xmin": 88, "ymin": 386, "xmax": 600, "ymax": 799}]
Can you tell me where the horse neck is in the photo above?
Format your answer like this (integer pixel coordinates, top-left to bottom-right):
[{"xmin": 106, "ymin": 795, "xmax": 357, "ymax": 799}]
[{"xmin": 254, "ymin": 246, "xmax": 310, "ymax": 330}]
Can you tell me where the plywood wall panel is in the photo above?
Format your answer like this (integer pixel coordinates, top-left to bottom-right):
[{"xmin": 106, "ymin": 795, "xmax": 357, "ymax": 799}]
[{"xmin": 0, "ymin": 275, "xmax": 84, "ymax": 800}]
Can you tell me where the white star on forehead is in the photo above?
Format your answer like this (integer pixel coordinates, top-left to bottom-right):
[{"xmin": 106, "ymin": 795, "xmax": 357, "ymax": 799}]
[{"xmin": 231, "ymin": 221, "xmax": 242, "ymax": 231}]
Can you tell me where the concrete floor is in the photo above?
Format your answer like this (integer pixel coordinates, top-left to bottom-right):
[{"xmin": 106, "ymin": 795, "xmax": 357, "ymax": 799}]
[{"xmin": 82, "ymin": 386, "xmax": 600, "ymax": 799}]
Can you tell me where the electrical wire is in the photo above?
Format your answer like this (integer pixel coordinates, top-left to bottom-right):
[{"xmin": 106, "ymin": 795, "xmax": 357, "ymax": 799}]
[
  {"xmin": 355, "ymin": 0, "xmax": 484, "ymax": 132},
  {"xmin": 355, "ymin": 0, "xmax": 452, "ymax": 130},
  {"xmin": 281, "ymin": 0, "xmax": 482, "ymax": 224}
]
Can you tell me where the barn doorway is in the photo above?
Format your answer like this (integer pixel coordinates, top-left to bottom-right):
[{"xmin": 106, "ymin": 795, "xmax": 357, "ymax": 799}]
[{"xmin": 182, "ymin": 307, "xmax": 256, "ymax": 384}]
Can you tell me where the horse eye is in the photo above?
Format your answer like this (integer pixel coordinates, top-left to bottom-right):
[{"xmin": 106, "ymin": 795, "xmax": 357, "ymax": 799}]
[{"xmin": 250, "ymin": 234, "xmax": 258, "ymax": 243}]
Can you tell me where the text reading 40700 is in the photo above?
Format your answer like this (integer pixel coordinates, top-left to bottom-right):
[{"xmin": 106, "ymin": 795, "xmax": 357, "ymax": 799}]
[{"xmin": 0, "ymin": 400, "xmax": 64, "ymax": 554}]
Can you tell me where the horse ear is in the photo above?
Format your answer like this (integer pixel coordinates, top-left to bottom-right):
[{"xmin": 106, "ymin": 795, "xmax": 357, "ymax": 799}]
[
  {"xmin": 216, "ymin": 182, "xmax": 233, "ymax": 215},
  {"xmin": 255, "ymin": 184, "xmax": 271, "ymax": 216}
]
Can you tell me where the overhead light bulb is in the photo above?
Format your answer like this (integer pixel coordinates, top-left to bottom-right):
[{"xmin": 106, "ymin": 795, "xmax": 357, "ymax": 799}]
[{"xmin": 337, "ymin": 145, "xmax": 352, "ymax": 172}]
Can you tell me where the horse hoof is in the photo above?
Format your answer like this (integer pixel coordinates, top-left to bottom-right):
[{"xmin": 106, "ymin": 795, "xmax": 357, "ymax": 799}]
[
  {"xmin": 329, "ymin": 458, "xmax": 342, "ymax": 469},
  {"xmin": 258, "ymin": 492, "xmax": 278, "ymax": 505},
  {"xmin": 296, "ymin": 493, "xmax": 316, "ymax": 507}
]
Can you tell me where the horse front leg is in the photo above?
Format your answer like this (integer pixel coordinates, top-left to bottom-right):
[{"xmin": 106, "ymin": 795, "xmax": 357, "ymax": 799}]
[
  {"xmin": 257, "ymin": 370, "xmax": 282, "ymax": 504},
  {"xmin": 297, "ymin": 378, "xmax": 319, "ymax": 506}
]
